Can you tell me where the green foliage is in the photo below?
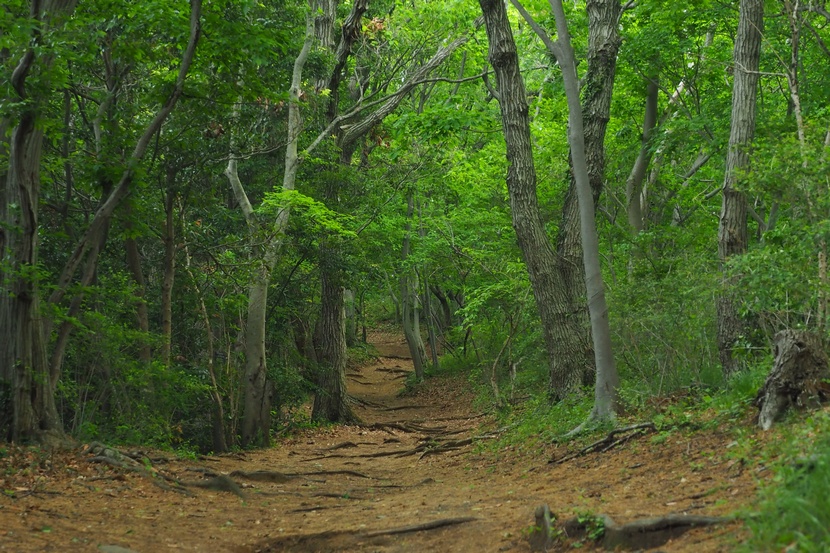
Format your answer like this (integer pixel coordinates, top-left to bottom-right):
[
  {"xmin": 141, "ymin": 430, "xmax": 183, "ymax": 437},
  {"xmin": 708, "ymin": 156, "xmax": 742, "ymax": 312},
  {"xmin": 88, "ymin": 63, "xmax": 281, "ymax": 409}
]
[{"xmin": 743, "ymin": 417, "xmax": 830, "ymax": 552}]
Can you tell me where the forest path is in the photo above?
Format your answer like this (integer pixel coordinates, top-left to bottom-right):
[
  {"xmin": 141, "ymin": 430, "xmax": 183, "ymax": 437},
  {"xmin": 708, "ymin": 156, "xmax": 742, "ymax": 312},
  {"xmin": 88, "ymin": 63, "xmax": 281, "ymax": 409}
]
[{"xmin": 1, "ymin": 331, "xmax": 758, "ymax": 552}]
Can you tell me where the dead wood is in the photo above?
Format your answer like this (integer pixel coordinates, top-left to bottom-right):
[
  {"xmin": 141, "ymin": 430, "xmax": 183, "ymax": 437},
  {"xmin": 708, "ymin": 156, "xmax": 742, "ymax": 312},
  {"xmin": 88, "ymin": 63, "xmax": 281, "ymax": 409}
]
[
  {"xmin": 362, "ymin": 517, "xmax": 477, "ymax": 537},
  {"xmin": 298, "ymin": 469, "xmax": 373, "ymax": 479},
  {"xmin": 552, "ymin": 423, "xmax": 656, "ymax": 464},
  {"xmin": 528, "ymin": 504, "xmax": 555, "ymax": 552},
  {"xmin": 563, "ymin": 513, "xmax": 728, "ymax": 550},
  {"xmin": 324, "ymin": 441, "xmax": 360, "ymax": 450},
  {"xmin": 382, "ymin": 404, "xmax": 427, "ymax": 411},
  {"xmin": 376, "ymin": 367, "xmax": 411, "ymax": 374},
  {"xmin": 757, "ymin": 329, "xmax": 830, "ymax": 430},
  {"xmin": 184, "ymin": 475, "xmax": 245, "ymax": 498},
  {"xmin": 230, "ymin": 470, "xmax": 296, "ymax": 483}
]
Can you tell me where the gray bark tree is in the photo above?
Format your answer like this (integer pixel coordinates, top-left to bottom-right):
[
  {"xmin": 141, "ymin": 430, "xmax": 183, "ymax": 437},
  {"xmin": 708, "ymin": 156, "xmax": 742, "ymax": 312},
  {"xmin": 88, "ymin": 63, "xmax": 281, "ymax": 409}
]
[
  {"xmin": 224, "ymin": 13, "xmax": 315, "ymax": 446},
  {"xmin": 547, "ymin": 0, "xmax": 619, "ymax": 423},
  {"xmin": 486, "ymin": 0, "xmax": 621, "ymax": 401},
  {"xmin": 717, "ymin": 0, "xmax": 763, "ymax": 376}
]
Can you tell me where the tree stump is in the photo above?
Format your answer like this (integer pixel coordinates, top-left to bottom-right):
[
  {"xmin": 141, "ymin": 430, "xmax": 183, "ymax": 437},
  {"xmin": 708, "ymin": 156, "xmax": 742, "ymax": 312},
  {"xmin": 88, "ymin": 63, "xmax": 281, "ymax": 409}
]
[{"xmin": 756, "ymin": 330, "xmax": 830, "ymax": 430}]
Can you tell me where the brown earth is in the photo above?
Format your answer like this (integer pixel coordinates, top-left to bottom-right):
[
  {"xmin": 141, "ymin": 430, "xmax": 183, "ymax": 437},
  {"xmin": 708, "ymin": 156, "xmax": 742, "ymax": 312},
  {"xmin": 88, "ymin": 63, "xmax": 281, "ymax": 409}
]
[{"xmin": 0, "ymin": 332, "xmax": 762, "ymax": 552}]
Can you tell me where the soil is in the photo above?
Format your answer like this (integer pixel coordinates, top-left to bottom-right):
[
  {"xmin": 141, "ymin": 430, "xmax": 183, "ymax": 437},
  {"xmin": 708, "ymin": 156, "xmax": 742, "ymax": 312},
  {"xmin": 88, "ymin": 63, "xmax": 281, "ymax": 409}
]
[{"xmin": 0, "ymin": 332, "xmax": 762, "ymax": 552}]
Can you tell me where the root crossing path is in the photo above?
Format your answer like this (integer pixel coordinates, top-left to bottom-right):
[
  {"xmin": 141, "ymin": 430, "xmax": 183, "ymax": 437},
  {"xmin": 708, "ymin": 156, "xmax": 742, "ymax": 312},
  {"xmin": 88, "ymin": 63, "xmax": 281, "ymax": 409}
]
[{"xmin": 1, "ymin": 332, "xmax": 757, "ymax": 552}]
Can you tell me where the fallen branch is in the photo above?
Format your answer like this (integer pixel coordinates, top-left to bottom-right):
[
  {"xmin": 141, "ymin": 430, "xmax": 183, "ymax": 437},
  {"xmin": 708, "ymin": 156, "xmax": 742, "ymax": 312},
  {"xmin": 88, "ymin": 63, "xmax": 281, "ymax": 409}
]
[
  {"xmin": 552, "ymin": 423, "xmax": 656, "ymax": 465},
  {"xmin": 362, "ymin": 517, "xmax": 477, "ymax": 537},
  {"xmin": 230, "ymin": 470, "xmax": 296, "ymax": 484}
]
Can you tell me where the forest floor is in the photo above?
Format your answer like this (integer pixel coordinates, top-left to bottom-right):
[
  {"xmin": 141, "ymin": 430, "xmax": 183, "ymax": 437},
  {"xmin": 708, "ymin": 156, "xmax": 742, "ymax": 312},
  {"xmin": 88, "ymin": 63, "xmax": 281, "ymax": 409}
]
[{"xmin": 0, "ymin": 331, "xmax": 764, "ymax": 552}]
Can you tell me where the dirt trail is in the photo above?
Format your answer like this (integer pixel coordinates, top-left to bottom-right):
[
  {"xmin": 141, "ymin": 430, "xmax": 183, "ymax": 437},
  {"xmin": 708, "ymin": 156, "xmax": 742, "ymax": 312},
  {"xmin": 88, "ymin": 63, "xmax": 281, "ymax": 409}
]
[{"xmin": 0, "ymin": 332, "xmax": 759, "ymax": 552}]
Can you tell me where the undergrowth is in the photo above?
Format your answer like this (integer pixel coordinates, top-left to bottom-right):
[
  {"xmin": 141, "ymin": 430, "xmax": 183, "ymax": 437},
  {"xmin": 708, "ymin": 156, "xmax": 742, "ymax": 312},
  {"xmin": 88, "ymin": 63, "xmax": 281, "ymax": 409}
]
[{"xmin": 741, "ymin": 411, "xmax": 830, "ymax": 552}]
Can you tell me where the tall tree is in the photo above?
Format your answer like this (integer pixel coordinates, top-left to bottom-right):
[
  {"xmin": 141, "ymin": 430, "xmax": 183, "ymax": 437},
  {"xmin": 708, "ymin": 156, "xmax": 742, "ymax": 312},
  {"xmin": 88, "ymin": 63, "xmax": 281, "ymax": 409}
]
[
  {"xmin": 717, "ymin": 0, "xmax": 763, "ymax": 376},
  {"xmin": 311, "ymin": 1, "xmax": 467, "ymax": 421},
  {"xmin": 546, "ymin": 0, "xmax": 619, "ymax": 423},
  {"xmin": 224, "ymin": 9, "xmax": 315, "ymax": 447},
  {"xmin": 1, "ymin": 0, "xmax": 79, "ymax": 444}
]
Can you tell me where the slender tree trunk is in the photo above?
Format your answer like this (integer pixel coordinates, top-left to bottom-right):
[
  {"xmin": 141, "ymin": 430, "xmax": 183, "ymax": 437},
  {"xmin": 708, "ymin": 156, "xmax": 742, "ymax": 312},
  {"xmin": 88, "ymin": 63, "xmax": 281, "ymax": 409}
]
[
  {"xmin": 124, "ymin": 201, "xmax": 151, "ymax": 363},
  {"xmin": 626, "ymin": 78, "xmax": 659, "ymax": 235},
  {"xmin": 549, "ymin": 0, "xmax": 619, "ymax": 423},
  {"xmin": 344, "ymin": 289, "xmax": 357, "ymax": 347},
  {"xmin": 183, "ymin": 239, "xmax": 228, "ymax": 453},
  {"xmin": 400, "ymin": 193, "xmax": 428, "ymax": 380},
  {"xmin": 224, "ymin": 14, "xmax": 314, "ymax": 445},
  {"xmin": 717, "ymin": 0, "xmax": 763, "ymax": 376},
  {"xmin": 160, "ymin": 174, "xmax": 177, "ymax": 367}
]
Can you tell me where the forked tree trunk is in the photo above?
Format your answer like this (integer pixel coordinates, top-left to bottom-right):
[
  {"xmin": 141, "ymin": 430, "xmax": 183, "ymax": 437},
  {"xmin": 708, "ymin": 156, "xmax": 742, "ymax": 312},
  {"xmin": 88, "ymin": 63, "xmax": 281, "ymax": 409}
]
[
  {"xmin": 225, "ymin": 14, "xmax": 314, "ymax": 446},
  {"xmin": 502, "ymin": 0, "xmax": 621, "ymax": 400},
  {"xmin": 482, "ymin": 0, "xmax": 588, "ymax": 400},
  {"xmin": 718, "ymin": 0, "xmax": 763, "ymax": 376}
]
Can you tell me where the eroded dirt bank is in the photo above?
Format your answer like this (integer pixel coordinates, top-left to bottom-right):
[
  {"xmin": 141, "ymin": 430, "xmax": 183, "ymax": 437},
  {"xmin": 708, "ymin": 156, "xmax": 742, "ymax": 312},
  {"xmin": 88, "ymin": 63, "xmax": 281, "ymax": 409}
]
[{"xmin": 0, "ymin": 332, "xmax": 758, "ymax": 552}]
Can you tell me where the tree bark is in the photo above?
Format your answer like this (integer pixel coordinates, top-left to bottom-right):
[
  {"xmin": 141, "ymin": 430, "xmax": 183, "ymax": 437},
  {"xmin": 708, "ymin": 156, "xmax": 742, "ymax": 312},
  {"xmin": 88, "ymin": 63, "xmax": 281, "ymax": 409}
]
[
  {"xmin": 160, "ymin": 171, "xmax": 177, "ymax": 367},
  {"xmin": 482, "ymin": 0, "xmax": 589, "ymax": 400},
  {"xmin": 509, "ymin": 0, "xmax": 621, "ymax": 399},
  {"xmin": 718, "ymin": 0, "xmax": 763, "ymax": 376},
  {"xmin": 626, "ymin": 78, "xmax": 659, "ymax": 235},
  {"xmin": 400, "ymin": 193, "xmax": 428, "ymax": 380},
  {"xmin": 1, "ymin": 0, "xmax": 79, "ymax": 444},
  {"xmin": 548, "ymin": 0, "xmax": 619, "ymax": 422},
  {"xmin": 312, "ymin": 239, "xmax": 357, "ymax": 423},
  {"xmin": 224, "ymin": 13, "xmax": 315, "ymax": 446},
  {"xmin": 124, "ymin": 201, "xmax": 151, "ymax": 363}
]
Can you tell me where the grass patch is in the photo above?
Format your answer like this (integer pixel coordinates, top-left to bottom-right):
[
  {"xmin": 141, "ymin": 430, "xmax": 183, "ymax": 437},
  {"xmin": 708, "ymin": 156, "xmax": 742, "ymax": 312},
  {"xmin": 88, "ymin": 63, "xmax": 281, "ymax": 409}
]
[{"xmin": 742, "ymin": 412, "xmax": 830, "ymax": 552}]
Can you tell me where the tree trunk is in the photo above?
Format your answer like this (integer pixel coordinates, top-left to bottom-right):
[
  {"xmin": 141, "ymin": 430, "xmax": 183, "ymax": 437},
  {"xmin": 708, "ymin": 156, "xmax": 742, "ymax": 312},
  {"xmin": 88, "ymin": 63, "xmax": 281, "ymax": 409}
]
[
  {"xmin": 400, "ymin": 193, "xmax": 428, "ymax": 380},
  {"xmin": 225, "ymin": 15, "xmax": 315, "ymax": 445},
  {"xmin": 481, "ymin": 0, "xmax": 588, "ymax": 400},
  {"xmin": 626, "ymin": 78, "xmax": 659, "ymax": 235},
  {"xmin": 550, "ymin": 0, "xmax": 621, "ymax": 393},
  {"xmin": 507, "ymin": 0, "xmax": 621, "ymax": 399},
  {"xmin": 124, "ymin": 201, "xmax": 151, "ymax": 363},
  {"xmin": 312, "ymin": 240, "xmax": 357, "ymax": 423},
  {"xmin": 240, "ymin": 267, "xmax": 273, "ymax": 447},
  {"xmin": 549, "ymin": 0, "xmax": 619, "ymax": 422},
  {"xmin": 344, "ymin": 289, "xmax": 357, "ymax": 347},
  {"xmin": 0, "ymin": 0, "xmax": 79, "ymax": 444},
  {"xmin": 718, "ymin": 0, "xmax": 763, "ymax": 376},
  {"xmin": 160, "ymin": 175, "xmax": 177, "ymax": 367}
]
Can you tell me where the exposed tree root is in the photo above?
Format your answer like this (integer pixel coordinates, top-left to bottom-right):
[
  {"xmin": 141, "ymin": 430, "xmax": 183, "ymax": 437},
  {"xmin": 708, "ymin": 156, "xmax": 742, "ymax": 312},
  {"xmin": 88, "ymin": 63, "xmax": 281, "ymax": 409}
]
[
  {"xmin": 230, "ymin": 470, "xmax": 297, "ymax": 483},
  {"xmin": 375, "ymin": 367, "xmax": 411, "ymax": 374},
  {"xmin": 552, "ymin": 423, "xmax": 656, "ymax": 464},
  {"xmin": 562, "ymin": 512, "xmax": 729, "ymax": 550},
  {"xmin": 362, "ymin": 516, "xmax": 477, "ymax": 537}
]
